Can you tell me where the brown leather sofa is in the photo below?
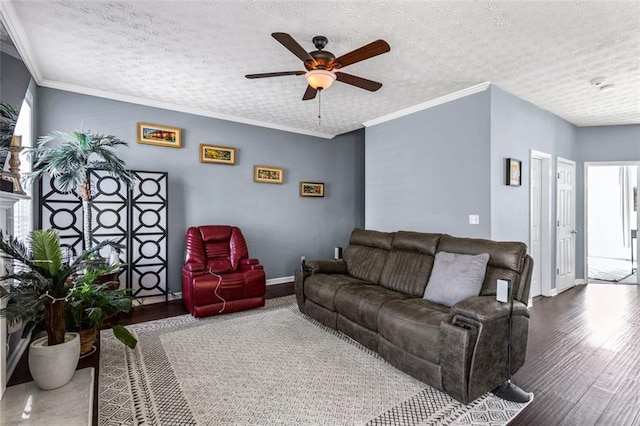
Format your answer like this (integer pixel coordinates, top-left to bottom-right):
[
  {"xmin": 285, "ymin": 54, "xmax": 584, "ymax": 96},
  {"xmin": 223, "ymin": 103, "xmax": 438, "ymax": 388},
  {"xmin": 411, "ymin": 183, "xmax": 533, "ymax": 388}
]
[
  {"xmin": 182, "ymin": 225, "xmax": 266, "ymax": 318},
  {"xmin": 294, "ymin": 228, "xmax": 532, "ymax": 404}
]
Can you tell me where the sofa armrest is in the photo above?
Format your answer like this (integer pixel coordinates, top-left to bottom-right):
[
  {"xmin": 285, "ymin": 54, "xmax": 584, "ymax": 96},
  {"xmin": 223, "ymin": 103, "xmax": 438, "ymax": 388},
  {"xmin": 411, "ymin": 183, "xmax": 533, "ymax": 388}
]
[
  {"xmin": 451, "ymin": 296, "xmax": 529, "ymax": 323},
  {"xmin": 444, "ymin": 296, "xmax": 530, "ymax": 403},
  {"xmin": 307, "ymin": 260, "xmax": 348, "ymax": 275}
]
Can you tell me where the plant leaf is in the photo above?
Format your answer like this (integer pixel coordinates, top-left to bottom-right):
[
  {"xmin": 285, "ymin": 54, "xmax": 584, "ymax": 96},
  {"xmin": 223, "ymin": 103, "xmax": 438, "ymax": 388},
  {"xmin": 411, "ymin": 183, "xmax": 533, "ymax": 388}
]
[{"xmin": 112, "ymin": 324, "xmax": 137, "ymax": 349}]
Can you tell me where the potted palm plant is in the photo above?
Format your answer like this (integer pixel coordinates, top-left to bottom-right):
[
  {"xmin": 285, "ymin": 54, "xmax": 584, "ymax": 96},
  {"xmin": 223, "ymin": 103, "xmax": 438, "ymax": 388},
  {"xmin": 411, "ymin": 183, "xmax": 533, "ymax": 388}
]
[
  {"xmin": 23, "ymin": 130, "xmax": 136, "ymax": 250},
  {"xmin": 0, "ymin": 229, "xmax": 130, "ymax": 390}
]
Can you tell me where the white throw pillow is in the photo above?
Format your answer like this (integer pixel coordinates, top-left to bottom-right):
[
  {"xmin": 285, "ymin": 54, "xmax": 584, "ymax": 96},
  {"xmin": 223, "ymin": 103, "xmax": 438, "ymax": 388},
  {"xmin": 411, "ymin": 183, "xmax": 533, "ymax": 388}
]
[{"xmin": 423, "ymin": 251, "xmax": 490, "ymax": 307}]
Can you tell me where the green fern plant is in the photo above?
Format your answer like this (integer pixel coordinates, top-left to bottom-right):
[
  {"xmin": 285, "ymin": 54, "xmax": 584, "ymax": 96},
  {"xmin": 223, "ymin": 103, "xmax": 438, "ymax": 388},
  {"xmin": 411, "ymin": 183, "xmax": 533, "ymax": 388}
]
[
  {"xmin": 66, "ymin": 269, "xmax": 137, "ymax": 349},
  {"xmin": 22, "ymin": 130, "xmax": 136, "ymax": 250}
]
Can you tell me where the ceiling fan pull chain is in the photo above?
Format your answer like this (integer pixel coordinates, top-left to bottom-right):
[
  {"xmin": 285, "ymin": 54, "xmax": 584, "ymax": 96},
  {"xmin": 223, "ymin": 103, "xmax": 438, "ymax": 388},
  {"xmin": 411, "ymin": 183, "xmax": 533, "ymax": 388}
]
[{"xmin": 318, "ymin": 90, "xmax": 322, "ymax": 127}]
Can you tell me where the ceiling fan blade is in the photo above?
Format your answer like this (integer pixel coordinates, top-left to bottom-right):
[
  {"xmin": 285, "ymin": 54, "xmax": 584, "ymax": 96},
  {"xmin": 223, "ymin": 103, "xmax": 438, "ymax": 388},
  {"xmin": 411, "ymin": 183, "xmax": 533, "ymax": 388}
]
[
  {"xmin": 335, "ymin": 72, "xmax": 382, "ymax": 92},
  {"xmin": 302, "ymin": 85, "xmax": 318, "ymax": 100},
  {"xmin": 245, "ymin": 71, "xmax": 306, "ymax": 79},
  {"xmin": 272, "ymin": 32, "xmax": 315, "ymax": 64},
  {"xmin": 330, "ymin": 39, "xmax": 390, "ymax": 69}
]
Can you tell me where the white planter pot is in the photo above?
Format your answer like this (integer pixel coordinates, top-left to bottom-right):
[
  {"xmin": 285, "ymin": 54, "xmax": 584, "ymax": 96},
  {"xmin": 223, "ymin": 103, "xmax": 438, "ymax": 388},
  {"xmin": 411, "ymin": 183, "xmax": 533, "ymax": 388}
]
[{"xmin": 28, "ymin": 332, "xmax": 80, "ymax": 390}]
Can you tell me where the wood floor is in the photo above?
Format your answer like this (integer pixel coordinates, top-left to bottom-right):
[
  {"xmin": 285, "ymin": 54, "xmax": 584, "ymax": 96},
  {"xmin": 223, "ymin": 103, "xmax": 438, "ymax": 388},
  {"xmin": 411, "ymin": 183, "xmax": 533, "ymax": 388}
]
[
  {"xmin": 7, "ymin": 282, "xmax": 640, "ymax": 425},
  {"xmin": 511, "ymin": 283, "xmax": 640, "ymax": 425}
]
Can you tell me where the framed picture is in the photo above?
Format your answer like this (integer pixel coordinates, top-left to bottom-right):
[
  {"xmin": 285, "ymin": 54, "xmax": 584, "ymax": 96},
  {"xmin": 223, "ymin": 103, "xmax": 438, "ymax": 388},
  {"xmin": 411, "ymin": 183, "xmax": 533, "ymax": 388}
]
[
  {"xmin": 506, "ymin": 158, "xmax": 522, "ymax": 186},
  {"xmin": 300, "ymin": 182, "xmax": 325, "ymax": 197},
  {"xmin": 199, "ymin": 144, "xmax": 236, "ymax": 165},
  {"xmin": 137, "ymin": 122, "xmax": 182, "ymax": 148},
  {"xmin": 254, "ymin": 165, "xmax": 284, "ymax": 184}
]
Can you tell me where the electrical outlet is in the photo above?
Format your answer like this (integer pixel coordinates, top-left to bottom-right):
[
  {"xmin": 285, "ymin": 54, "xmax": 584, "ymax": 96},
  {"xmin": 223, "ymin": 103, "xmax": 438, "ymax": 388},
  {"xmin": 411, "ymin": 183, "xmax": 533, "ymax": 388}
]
[{"xmin": 469, "ymin": 215, "xmax": 480, "ymax": 225}]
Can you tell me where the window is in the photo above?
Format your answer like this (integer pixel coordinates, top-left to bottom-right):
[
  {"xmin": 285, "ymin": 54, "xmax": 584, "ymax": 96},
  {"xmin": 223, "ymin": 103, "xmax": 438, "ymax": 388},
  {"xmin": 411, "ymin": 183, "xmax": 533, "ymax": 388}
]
[{"xmin": 13, "ymin": 97, "xmax": 32, "ymax": 242}]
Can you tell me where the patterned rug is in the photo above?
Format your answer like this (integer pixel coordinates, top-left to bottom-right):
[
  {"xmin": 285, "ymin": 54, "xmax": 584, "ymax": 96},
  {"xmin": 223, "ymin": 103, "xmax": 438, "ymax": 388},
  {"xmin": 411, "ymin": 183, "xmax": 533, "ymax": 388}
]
[{"xmin": 99, "ymin": 296, "xmax": 531, "ymax": 425}]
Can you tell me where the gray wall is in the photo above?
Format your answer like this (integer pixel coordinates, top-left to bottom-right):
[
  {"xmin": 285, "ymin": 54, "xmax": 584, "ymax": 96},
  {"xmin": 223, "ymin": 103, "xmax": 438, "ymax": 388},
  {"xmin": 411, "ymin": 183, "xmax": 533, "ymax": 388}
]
[
  {"xmin": 575, "ymin": 124, "xmax": 640, "ymax": 279},
  {"xmin": 577, "ymin": 125, "xmax": 640, "ymax": 162},
  {"xmin": 36, "ymin": 88, "xmax": 365, "ymax": 291},
  {"xmin": 0, "ymin": 52, "xmax": 31, "ymax": 114},
  {"xmin": 365, "ymin": 90, "xmax": 492, "ymax": 238},
  {"xmin": 490, "ymin": 85, "xmax": 578, "ymax": 285}
]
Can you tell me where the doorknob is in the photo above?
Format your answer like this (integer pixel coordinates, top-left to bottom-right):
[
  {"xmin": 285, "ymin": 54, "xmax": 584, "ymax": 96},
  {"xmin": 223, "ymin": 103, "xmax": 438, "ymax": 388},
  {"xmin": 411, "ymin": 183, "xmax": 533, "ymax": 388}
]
[{"xmin": 571, "ymin": 230, "xmax": 577, "ymax": 234}]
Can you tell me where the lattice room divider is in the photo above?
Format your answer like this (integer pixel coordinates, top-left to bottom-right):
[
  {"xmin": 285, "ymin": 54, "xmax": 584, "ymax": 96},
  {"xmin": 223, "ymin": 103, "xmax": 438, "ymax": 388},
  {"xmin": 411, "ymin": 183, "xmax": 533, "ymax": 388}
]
[{"xmin": 39, "ymin": 170, "xmax": 168, "ymax": 301}]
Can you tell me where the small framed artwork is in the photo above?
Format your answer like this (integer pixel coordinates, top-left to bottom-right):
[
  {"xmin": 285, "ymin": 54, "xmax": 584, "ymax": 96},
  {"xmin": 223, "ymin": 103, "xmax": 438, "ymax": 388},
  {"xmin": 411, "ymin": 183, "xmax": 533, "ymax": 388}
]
[
  {"xmin": 199, "ymin": 144, "xmax": 236, "ymax": 165},
  {"xmin": 506, "ymin": 158, "xmax": 522, "ymax": 187},
  {"xmin": 254, "ymin": 165, "xmax": 284, "ymax": 184},
  {"xmin": 300, "ymin": 182, "xmax": 324, "ymax": 197},
  {"xmin": 137, "ymin": 122, "xmax": 182, "ymax": 148}
]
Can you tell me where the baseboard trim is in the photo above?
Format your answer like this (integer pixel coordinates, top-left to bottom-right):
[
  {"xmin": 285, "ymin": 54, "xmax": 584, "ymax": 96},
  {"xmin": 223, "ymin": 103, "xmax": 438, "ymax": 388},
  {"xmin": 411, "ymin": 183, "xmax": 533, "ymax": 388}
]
[
  {"xmin": 267, "ymin": 276, "xmax": 294, "ymax": 286},
  {"xmin": 543, "ymin": 289, "xmax": 559, "ymax": 297},
  {"xmin": 133, "ymin": 292, "xmax": 182, "ymax": 306},
  {"xmin": 575, "ymin": 279, "xmax": 587, "ymax": 285},
  {"xmin": 131, "ymin": 276, "xmax": 294, "ymax": 306}
]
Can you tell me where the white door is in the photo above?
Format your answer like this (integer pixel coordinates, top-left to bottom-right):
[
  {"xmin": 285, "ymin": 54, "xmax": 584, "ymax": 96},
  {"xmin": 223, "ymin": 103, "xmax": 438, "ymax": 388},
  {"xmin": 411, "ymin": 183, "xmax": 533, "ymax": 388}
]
[
  {"xmin": 557, "ymin": 158, "xmax": 576, "ymax": 292},
  {"xmin": 530, "ymin": 158, "xmax": 542, "ymax": 297}
]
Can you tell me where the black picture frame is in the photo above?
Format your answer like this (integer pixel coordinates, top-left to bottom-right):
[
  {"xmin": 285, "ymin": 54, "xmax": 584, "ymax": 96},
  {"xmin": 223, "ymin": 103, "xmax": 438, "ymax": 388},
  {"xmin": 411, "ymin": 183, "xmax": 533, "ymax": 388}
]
[{"xmin": 506, "ymin": 158, "xmax": 522, "ymax": 187}]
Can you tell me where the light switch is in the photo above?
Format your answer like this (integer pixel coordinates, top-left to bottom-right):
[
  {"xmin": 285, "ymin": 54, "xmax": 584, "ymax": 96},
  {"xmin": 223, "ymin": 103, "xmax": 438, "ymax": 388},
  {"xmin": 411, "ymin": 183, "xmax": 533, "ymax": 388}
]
[{"xmin": 469, "ymin": 215, "xmax": 480, "ymax": 225}]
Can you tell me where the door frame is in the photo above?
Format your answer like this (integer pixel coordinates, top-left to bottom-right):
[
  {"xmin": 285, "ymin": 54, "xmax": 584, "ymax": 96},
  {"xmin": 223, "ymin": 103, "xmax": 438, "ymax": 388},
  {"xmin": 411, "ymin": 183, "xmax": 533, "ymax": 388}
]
[
  {"xmin": 530, "ymin": 150, "xmax": 553, "ymax": 297},
  {"xmin": 584, "ymin": 161, "xmax": 640, "ymax": 284}
]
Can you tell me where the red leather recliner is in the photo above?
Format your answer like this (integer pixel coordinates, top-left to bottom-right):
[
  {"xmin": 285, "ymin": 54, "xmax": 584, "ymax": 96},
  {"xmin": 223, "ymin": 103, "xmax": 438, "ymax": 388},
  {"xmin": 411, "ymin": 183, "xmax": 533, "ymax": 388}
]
[{"xmin": 182, "ymin": 225, "xmax": 266, "ymax": 318}]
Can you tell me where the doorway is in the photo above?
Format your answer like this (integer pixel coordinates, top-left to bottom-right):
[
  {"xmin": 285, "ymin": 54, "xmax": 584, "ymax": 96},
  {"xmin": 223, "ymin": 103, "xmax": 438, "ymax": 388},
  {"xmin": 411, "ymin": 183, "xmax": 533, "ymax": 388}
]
[
  {"xmin": 530, "ymin": 150, "xmax": 552, "ymax": 298},
  {"xmin": 585, "ymin": 163, "xmax": 639, "ymax": 284}
]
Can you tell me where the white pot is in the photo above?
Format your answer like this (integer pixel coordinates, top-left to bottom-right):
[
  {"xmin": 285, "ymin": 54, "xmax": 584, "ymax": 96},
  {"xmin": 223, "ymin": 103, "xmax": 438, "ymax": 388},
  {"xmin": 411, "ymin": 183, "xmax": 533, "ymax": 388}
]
[{"xmin": 28, "ymin": 332, "xmax": 80, "ymax": 390}]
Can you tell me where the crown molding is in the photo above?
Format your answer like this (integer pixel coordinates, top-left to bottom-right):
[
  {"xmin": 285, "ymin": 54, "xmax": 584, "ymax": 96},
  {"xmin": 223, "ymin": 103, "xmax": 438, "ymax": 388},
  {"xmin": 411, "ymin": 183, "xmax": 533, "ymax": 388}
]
[
  {"xmin": 40, "ymin": 79, "xmax": 335, "ymax": 139},
  {"xmin": 362, "ymin": 82, "xmax": 492, "ymax": 128},
  {"xmin": 0, "ymin": 4, "xmax": 334, "ymax": 140},
  {"xmin": 0, "ymin": 1, "xmax": 43, "ymax": 82},
  {"xmin": 0, "ymin": 38, "xmax": 20, "ymax": 60}
]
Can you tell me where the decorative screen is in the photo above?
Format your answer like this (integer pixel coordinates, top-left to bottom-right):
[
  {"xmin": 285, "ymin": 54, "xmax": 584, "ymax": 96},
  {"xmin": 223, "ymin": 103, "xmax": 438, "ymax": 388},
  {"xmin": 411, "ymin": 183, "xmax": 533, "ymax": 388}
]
[{"xmin": 39, "ymin": 170, "xmax": 168, "ymax": 301}]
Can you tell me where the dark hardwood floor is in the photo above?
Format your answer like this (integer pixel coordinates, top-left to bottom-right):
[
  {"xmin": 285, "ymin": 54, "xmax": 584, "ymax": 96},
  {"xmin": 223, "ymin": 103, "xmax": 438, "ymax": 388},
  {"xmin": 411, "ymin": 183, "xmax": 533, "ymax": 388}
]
[
  {"xmin": 7, "ymin": 282, "xmax": 640, "ymax": 425},
  {"xmin": 511, "ymin": 283, "xmax": 640, "ymax": 425}
]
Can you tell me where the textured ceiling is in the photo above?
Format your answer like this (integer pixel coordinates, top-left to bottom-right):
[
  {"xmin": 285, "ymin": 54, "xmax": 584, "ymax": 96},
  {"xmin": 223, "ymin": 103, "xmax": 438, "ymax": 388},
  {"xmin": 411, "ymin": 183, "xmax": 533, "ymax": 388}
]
[{"xmin": 1, "ymin": 1, "xmax": 639, "ymax": 138}]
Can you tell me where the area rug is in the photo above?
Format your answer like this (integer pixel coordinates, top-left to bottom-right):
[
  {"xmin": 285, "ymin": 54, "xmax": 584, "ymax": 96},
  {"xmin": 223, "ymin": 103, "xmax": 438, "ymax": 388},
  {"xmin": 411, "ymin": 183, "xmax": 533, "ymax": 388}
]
[
  {"xmin": 588, "ymin": 257, "xmax": 634, "ymax": 282},
  {"xmin": 99, "ymin": 296, "xmax": 531, "ymax": 425}
]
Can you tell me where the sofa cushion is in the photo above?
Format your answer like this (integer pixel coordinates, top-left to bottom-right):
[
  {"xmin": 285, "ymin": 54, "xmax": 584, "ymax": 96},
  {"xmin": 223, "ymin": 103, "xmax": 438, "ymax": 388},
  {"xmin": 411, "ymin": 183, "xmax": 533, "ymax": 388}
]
[
  {"xmin": 343, "ymin": 229, "xmax": 394, "ymax": 283},
  {"xmin": 334, "ymin": 284, "xmax": 410, "ymax": 331},
  {"xmin": 437, "ymin": 235, "xmax": 526, "ymax": 297},
  {"xmin": 379, "ymin": 231, "xmax": 441, "ymax": 296},
  {"xmin": 377, "ymin": 299, "xmax": 450, "ymax": 364},
  {"xmin": 304, "ymin": 274, "xmax": 370, "ymax": 311},
  {"xmin": 423, "ymin": 251, "xmax": 490, "ymax": 307}
]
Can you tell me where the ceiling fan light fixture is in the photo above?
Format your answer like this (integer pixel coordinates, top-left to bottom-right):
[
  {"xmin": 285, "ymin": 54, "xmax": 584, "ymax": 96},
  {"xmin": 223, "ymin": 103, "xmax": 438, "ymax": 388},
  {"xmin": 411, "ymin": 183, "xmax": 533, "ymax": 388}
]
[{"xmin": 305, "ymin": 70, "xmax": 336, "ymax": 90}]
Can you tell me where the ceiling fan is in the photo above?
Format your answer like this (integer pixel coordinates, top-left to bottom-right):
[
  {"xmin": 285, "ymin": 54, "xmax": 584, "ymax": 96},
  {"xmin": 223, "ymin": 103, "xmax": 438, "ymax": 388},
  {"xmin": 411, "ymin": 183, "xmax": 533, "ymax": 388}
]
[{"xmin": 245, "ymin": 33, "xmax": 390, "ymax": 100}]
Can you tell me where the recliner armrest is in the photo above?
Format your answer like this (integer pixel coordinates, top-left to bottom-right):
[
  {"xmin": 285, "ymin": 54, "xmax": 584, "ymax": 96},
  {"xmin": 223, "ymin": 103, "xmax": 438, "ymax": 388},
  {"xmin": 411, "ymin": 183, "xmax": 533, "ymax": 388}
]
[
  {"xmin": 240, "ymin": 258, "xmax": 263, "ymax": 271},
  {"xmin": 307, "ymin": 260, "xmax": 348, "ymax": 275},
  {"xmin": 183, "ymin": 262, "xmax": 205, "ymax": 273},
  {"xmin": 451, "ymin": 296, "xmax": 529, "ymax": 323}
]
